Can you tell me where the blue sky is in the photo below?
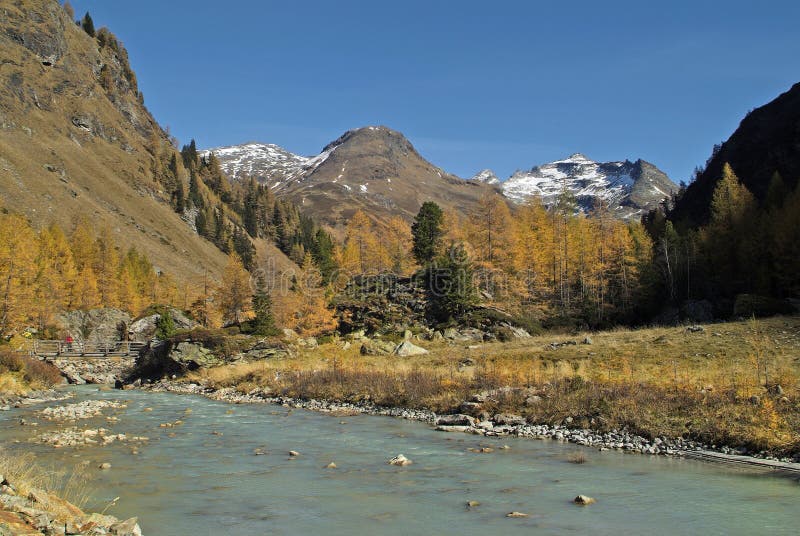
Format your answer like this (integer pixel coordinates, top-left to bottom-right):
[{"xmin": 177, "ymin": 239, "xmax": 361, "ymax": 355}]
[{"xmin": 70, "ymin": 0, "xmax": 799, "ymax": 183}]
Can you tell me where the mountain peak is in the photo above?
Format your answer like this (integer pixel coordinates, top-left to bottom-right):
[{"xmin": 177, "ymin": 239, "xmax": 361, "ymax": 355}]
[
  {"xmin": 503, "ymin": 155, "xmax": 676, "ymax": 219},
  {"xmin": 206, "ymin": 126, "xmax": 494, "ymax": 228},
  {"xmin": 470, "ymin": 169, "xmax": 501, "ymax": 185},
  {"xmin": 548, "ymin": 153, "xmax": 593, "ymax": 165}
]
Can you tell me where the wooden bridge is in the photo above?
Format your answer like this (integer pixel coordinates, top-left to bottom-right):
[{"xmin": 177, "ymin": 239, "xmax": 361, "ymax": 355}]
[{"xmin": 31, "ymin": 340, "xmax": 147, "ymax": 359}]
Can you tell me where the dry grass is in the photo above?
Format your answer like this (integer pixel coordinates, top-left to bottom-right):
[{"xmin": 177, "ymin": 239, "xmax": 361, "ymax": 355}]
[
  {"xmin": 0, "ymin": 349, "xmax": 63, "ymax": 393},
  {"xmin": 192, "ymin": 316, "xmax": 800, "ymax": 455},
  {"xmin": 0, "ymin": 449, "xmax": 90, "ymax": 509}
]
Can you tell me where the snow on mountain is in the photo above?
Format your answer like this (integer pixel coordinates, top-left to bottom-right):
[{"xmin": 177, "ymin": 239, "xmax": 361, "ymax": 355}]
[
  {"xmin": 469, "ymin": 169, "xmax": 501, "ymax": 185},
  {"xmin": 501, "ymin": 153, "xmax": 676, "ymax": 218},
  {"xmin": 199, "ymin": 142, "xmax": 310, "ymax": 187}
]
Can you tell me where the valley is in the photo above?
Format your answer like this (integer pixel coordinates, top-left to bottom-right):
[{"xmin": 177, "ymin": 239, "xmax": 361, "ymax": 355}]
[{"xmin": 1, "ymin": 0, "xmax": 799, "ymax": 534}]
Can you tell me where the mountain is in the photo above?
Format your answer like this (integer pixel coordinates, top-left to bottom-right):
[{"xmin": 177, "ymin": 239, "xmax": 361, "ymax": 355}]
[
  {"xmin": 0, "ymin": 0, "xmax": 243, "ymax": 281},
  {"xmin": 199, "ymin": 142, "xmax": 310, "ymax": 187},
  {"xmin": 501, "ymin": 154, "xmax": 677, "ymax": 219},
  {"xmin": 469, "ymin": 169, "xmax": 501, "ymax": 185},
  {"xmin": 206, "ymin": 126, "xmax": 498, "ymax": 229},
  {"xmin": 670, "ymin": 82, "xmax": 800, "ymax": 227}
]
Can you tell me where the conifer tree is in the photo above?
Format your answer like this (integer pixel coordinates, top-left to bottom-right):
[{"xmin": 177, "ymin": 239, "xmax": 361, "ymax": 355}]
[
  {"xmin": 426, "ymin": 243, "xmax": 477, "ymax": 323},
  {"xmin": 412, "ymin": 201, "xmax": 444, "ymax": 265},
  {"xmin": 251, "ymin": 271, "xmax": 277, "ymax": 336},
  {"xmin": 81, "ymin": 12, "xmax": 95, "ymax": 37}
]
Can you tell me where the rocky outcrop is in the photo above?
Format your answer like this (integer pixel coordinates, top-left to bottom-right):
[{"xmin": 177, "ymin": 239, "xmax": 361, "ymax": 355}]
[
  {"xmin": 57, "ymin": 309, "xmax": 131, "ymax": 344},
  {"xmin": 51, "ymin": 356, "xmax": 136, "ymax": 384},
  {"xmin": 167, "ymin": 342, "xmax": 221, "ymax": 370},
  {"xmin": 129, "ymin": 335, "xmax": 291, "ymax": 380},
  {"xmin": 128, "ymin": 309, "xmax": 197, "ymax": 341},
  {"xmin": 336, "ymin": 274, "xmax": 428, "ymax": 335},
  {"xmin": 0, "ymin": 474, "xmax": 142, "ymax": 535},
  {"xmin": 359, "ymin": 339, "xmax": 397, "ymax": 356}
]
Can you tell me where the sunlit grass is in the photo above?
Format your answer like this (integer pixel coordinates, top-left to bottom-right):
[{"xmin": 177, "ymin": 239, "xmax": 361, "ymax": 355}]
[{"xmin": 191, "ymin": 316, "xmax": 800, "ymax": 455}]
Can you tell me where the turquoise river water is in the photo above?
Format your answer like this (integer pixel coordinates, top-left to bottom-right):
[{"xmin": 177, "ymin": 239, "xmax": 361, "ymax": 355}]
[{"xmin": 0, "ymin": 386, "xmax": 797, "ymax": 535}]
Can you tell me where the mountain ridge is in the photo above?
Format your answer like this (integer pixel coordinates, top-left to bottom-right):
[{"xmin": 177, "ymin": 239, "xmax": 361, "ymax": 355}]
[{"xmin": 204, "ymin": 125, "xmax": 498, "ymax": 230}]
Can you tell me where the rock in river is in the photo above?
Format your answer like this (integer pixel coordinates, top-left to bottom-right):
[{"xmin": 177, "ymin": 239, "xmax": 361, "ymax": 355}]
[{"xmin": 388, "ymin": 454, "xmax": 413, "ymax": 466}]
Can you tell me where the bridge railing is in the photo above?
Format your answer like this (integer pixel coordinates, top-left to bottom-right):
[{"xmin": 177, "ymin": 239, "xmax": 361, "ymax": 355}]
[{"xmin": 31, "ymin": 340, "xmax": 147, "ymax": 358}]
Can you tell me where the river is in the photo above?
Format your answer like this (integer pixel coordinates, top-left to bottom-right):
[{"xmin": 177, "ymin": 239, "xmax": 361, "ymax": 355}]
[{"xmin": 1, "ymin": 386, "xmax": 797, "ymax": 535}]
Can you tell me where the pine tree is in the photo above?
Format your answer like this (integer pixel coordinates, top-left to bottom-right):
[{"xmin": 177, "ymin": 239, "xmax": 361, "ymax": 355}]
[
  {"xmin": 765, "ymin": 171, "xmax": 788, "ymax": 210},
  {"xmin": 188, "ymin": 170, "xmax": 204, "ymax": 209},
  {"xmin": 251, "ymin": 271, "xmax": 277, "ymax": 336},
  {"xmin": 81, "ymin": 12, "xmax": 95, "ymax": 37},
  {"xmin": 426, "ymin": 243, "xmax": 477, "ymax": 323},
  {"xmin": 412, "ymin": 201, "xmax": 444, "ymax": 265}
]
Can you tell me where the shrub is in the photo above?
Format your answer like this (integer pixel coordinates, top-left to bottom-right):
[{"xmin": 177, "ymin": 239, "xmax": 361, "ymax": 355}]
[{"xmin": 0, "ymin": 350, "xmax": 62, "ymax": 388}]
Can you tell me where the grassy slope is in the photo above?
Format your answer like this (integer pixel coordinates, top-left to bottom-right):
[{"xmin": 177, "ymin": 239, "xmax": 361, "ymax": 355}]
[
  {"xmin": 193, "ymin": 316, "xmax": 800, "ymax": 455},
  {"xmin": 0, "ymin": 0, "xmax": 296, "ymax": 283}
]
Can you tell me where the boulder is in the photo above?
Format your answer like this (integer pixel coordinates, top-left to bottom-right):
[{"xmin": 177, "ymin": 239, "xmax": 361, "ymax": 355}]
[
  {"xmin": 360, "ymin": 339, "xmax": 396, "ymax": 356},
  {"xmin": 498, "ymin": 322, "xmax": 531, "ymax": 339},
  {"xmin": 281, "ymin": 328, "xmax": 299, "ymax": 341},
  {"xmin": 493, "ymin": 413, "xmax": 526, "ymax": 426},
  {"xmin": 393, "ymin": 341, "xmax": 429, "ymax": 356},
  {"xmin": 435, "ymin": 414, "xmax": 476, "ymax": 427},
  {"xmin": 387, "ymin": 454, "xmax": 413, "ymax": 466},
  {"xmin": 245, "ymin": 346, "xmax": 292, "ymax": 360},
  {"xmin": 298, "ymin": 337, "xmax": 318, "ymax": 349},
  {"xmin": 109, "ymin": 517, "xmax": 143, "ymax": 536},
  {"xmin": 169, "ymin": 342, "xmax": 221, "ymax": 370}
]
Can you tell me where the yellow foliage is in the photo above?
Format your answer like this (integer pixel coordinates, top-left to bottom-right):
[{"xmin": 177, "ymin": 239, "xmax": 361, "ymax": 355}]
[{"xmin": 0, "ymin": 213, "xmax": 183, "ymax": 336}]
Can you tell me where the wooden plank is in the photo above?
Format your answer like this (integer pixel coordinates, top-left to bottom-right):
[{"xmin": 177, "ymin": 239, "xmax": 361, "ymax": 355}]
[{"xmin": 29, "ymin": 340, "xmax": 146, "ymax": 359}]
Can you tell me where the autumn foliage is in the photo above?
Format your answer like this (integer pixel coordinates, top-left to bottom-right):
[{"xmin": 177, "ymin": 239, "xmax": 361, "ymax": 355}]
[{"xmin": 0, "ymin": 214, "xmax": 184, "ymax": 338}]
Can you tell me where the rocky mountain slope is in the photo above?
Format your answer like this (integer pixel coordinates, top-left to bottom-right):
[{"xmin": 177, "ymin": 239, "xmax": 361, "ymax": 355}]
[
  {"xmin": 670, "ymin": 81, "xmax": 800, "ymax": 227},
  {"xmin": 205, "ymin": 126, "xmax": 499, "ymax": 229},
  {"xmin": 0, "ymin": 0, "xmax": 234, "ymax": 281},
  {"xmin": 209, "ymin": 135, "xmax": 675, "ymax": 224},
  {"xmin": 201, "ymin": 142, "xmax": 310, "ymax": 186},
  {"xmin": 0, "ymin": 0, "xmax": 299, "ymax": 283},
  {"xmin": 500, "ymin": 154, "xmax": 677, "ymax": 219}
]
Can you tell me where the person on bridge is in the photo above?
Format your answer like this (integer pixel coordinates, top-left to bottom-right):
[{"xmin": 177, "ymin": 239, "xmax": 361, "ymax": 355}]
[{"xmin": 65, "ymin": 334, "xmax": 73, "ymax": 352}]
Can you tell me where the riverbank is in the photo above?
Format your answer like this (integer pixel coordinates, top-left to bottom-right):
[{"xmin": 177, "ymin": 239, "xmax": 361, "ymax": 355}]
[
  {"xmin": 139, "ymin": 378, "xmax": 800, "ymax": 467},
  {"xmin": 145, "ymin": 316, "xmax": 800, "ymax": 462},
  {"xmin": 0, "ymin": 354, "xmax": 144, "ymax": 535},
  {"xmin": 0, "ymin": 450, "xmax": 142, "ymax": 536}
]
